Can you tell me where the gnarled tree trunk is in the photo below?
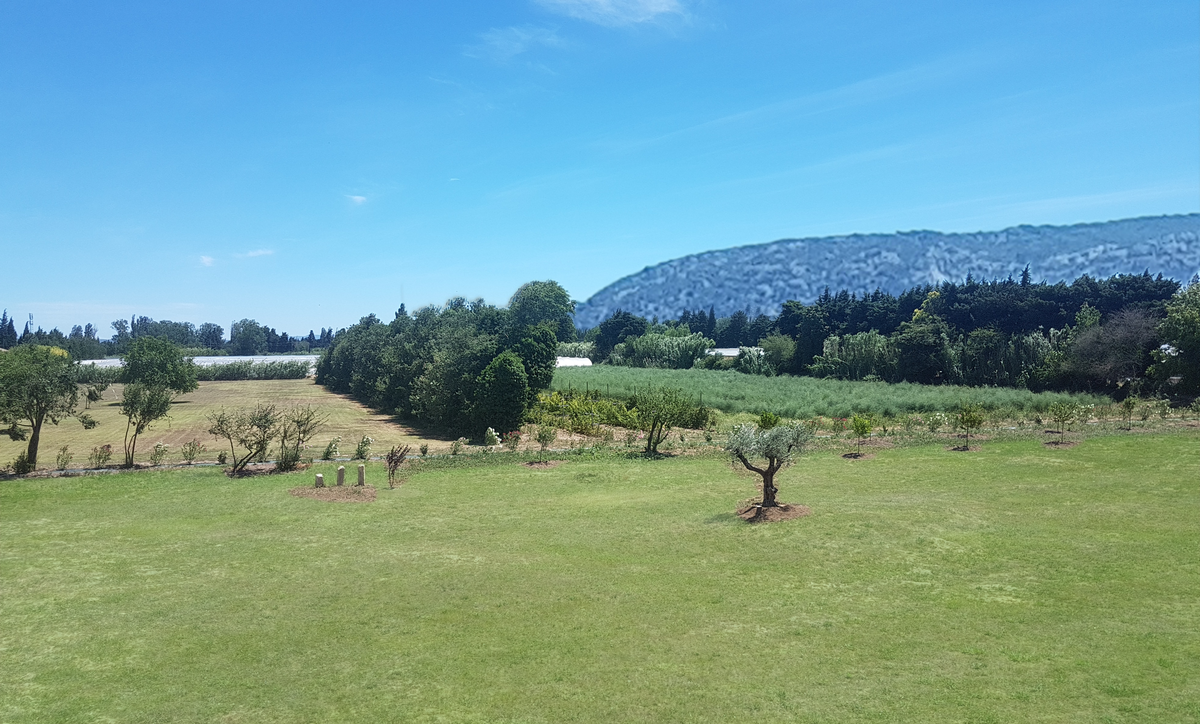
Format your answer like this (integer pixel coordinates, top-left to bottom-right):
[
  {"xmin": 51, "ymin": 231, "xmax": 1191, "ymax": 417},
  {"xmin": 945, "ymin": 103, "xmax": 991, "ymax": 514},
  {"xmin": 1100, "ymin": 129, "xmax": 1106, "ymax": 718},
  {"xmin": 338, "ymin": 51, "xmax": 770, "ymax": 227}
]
[
  {"xmin": 736, "ymin": 454, "xmax": 783, "ymax": 508},
  {"xmin": 760, "ymin": 468, "xmax": 778, "ymax": 507}
]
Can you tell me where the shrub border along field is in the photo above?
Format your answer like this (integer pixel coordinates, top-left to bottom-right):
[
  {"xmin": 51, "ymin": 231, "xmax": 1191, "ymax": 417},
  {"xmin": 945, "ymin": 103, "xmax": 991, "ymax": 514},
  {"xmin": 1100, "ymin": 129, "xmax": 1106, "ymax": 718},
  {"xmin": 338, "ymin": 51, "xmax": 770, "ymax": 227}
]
[{"xmin": 553, "ymin": 365, "xmax": 1110, "ymax": 419}]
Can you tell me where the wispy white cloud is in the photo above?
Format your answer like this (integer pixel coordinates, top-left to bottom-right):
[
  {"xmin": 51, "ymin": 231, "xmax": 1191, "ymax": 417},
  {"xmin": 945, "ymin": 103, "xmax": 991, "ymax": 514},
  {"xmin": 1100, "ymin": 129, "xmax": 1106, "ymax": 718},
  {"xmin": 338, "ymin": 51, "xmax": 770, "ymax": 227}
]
[
  {"xmin": 346, "ymin": 194, "xmax": 367, "ymax": 205},
  {"xmin": 199, "ymin": 255, "xmax": 214, "ymax": 267},
  {"xmin": 534, "ymin": 0, "xmax": 684, "ymax": 26},
  {"xmin": 466, "ymin": 25, "xmax": 565, "ymax": 62},
  {"xmin": 994, "ymin": 182, "xmax": 1200, "ymax": 218},
  {"xmin": 600, "ymin": 56, "xmax": 983, "ymax": 154},
  {"xmin": 236, "ymin": 249, "xmax": 274, "ymax": 258}
]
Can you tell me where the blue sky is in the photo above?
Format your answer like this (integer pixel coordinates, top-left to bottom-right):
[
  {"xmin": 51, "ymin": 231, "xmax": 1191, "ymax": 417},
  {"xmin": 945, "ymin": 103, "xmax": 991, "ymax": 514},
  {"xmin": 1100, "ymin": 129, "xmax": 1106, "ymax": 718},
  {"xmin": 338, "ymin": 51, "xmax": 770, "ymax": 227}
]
[{"xmin": 2, "ymin": 0, "xmax": 1197, "ymax": 337}]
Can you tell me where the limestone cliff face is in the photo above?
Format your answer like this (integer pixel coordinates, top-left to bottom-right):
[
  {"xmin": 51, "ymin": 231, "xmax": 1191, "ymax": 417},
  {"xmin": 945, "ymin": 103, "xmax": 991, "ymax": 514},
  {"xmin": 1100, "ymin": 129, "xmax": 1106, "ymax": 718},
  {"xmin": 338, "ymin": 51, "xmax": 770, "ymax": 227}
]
[{"xmin": 574, "ymin": 215, "xmax": 1200, "ymax": 329}]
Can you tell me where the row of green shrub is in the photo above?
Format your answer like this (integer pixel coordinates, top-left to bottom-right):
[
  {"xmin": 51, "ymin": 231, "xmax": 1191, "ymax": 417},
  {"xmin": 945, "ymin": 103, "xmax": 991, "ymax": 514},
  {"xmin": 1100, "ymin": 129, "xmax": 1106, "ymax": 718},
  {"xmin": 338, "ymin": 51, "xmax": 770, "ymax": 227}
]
[
  {"xmin": 532, "ymin": 388, "xmax": 714, "ymax": 435},
  {"xmin": 194, "ymin": 359, "xmax": 311, "ymax": 380},
  {"xmin": 552, "ymin": 365, "xmax": 1109, "ymax": 420},
  {"xmin": 74, "ymin": 359, "xmax": 312, "ymax": 384}
]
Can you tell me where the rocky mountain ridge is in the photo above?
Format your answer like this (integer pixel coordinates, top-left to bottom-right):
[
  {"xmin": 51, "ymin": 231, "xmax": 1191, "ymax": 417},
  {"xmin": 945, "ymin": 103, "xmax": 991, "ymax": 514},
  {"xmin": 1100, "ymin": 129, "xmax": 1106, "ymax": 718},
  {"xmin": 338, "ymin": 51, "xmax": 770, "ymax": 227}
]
[{"xmin": 574, "ymin": 214, "xmax": 1200, "ymax": 329}]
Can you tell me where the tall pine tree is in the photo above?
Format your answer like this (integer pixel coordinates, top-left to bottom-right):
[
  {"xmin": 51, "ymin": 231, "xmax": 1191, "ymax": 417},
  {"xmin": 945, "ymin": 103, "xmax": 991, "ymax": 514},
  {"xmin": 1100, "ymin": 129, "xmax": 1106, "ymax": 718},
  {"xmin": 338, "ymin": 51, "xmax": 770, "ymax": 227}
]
[{"xmin": 0, "ymin": 310, "xmax": 18, "ymax": 348}]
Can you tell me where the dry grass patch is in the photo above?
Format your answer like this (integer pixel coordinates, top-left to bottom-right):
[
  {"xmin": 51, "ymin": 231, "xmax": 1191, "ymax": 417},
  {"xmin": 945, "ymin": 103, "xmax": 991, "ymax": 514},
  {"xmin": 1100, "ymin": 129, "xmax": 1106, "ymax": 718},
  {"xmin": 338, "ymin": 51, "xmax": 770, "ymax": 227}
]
[{"xmin": 0, "ymin": 379, "xmax": 438, "ymax": 469}]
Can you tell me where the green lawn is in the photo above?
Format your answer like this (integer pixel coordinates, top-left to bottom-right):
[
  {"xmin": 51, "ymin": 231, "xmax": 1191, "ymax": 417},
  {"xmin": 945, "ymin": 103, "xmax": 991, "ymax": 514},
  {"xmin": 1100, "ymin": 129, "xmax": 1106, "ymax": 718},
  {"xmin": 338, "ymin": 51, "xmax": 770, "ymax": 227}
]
[{"xmin": 2, "ymin": 433, "xmax": 1198, "ymax": 722}]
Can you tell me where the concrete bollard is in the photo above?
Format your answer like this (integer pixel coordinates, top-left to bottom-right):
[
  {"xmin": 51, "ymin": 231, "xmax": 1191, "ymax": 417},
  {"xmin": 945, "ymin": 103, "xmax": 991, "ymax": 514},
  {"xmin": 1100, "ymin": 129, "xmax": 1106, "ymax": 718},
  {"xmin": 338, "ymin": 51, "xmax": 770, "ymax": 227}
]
[
  {"xmin": 357, "ymin": 464, "xmax": 365, "ymax": 487},
  {"xmin": 336, "ymin": 466, "xmax": 345, "ymax": 487},
  {"xmin": 315, "ymin": 473, "xmax": 325, "ymax": 488}
]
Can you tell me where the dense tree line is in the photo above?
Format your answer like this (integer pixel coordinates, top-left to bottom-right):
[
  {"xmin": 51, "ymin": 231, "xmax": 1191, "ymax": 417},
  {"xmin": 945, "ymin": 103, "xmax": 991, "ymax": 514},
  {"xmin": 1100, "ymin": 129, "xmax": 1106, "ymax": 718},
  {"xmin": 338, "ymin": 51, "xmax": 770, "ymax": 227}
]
[
  {"xmin": 0, "ymin": 309, "xmax": 334, "ymax": 359},
  {"xmin": 584, "ymin": 271, "xmax": 1192, "ymax": 395},
  {"xmin": 315, "ymin": 282, "xmax": 571, "ymax": 437}
]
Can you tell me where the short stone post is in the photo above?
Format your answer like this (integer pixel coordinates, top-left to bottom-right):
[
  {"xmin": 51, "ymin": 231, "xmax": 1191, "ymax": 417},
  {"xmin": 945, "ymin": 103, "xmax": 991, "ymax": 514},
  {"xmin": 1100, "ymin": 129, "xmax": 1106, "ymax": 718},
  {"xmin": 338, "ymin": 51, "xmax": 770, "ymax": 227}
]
[
  {"xmin": 314, "ymin": 473, "xmax": 325, "ymax": 488},
  {"xmin": 357, "ymin": 464, "xmax": 365, "ymax": 487},
  {"xmin": 336, "ymin": 466, "xmax": 345, "ymax": 487}
]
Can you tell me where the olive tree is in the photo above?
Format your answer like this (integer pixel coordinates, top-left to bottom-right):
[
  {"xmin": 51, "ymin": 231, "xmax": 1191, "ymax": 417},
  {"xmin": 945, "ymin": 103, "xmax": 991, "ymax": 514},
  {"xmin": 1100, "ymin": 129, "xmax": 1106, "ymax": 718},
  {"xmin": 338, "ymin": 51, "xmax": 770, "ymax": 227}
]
[
  {"xmin": 0, "ymin": 345, "xmax": 81, "ymax": 469},
  {"xmin": 726, "ymin": 422, "xmax": 813, "ymax": 510}
]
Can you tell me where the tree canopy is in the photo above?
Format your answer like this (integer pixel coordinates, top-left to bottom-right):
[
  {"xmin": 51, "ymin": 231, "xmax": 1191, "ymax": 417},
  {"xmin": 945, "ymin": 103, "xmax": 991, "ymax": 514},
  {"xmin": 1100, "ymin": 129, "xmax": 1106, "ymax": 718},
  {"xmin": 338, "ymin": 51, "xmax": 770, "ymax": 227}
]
[
  {"xmin": 509, "ymin": 281, "xmax": 576, "ymax": 342},
  {"xmin": 316, "ymin": 284, "xmax": 567, "ymax": 438},
  {"xmin": 726, "ymin": 422, "xmax": 813, "ymax": 509},
  {"xmin": 0, "ymin": 345, "xmax": 80, "ymax": 468},
  {"xmin": 121, "ymin": 337, "xmax": 199, "ymax": 394}
]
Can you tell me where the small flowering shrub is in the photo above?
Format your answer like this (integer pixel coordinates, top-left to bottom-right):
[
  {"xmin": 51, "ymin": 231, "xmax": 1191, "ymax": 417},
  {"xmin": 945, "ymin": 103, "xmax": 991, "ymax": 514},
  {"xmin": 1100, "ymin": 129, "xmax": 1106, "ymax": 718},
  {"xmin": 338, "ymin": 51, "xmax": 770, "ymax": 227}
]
[
  {"xmin": 451, "ymin": 438, "xmax": 466, "ymax": 455},
  {"xmin": 181, "ymin": 439, "xmax": 205, "ymax": 464},
  {"xmin": 88, "ymin": 444, "xmax": 113, "ymax": 468},
  {"xmin": 483, "ymin": 427, "xmax": 500, "ymax": 447},
  {"xmin": 352, "ymin": 436, "xmax": 373, "ymax": 460},
  {"xmin": 321, "ymin": 437, "xmax": 341, "ymax": 460},
  {"xmin": 502, "ymin": 431, "xmax": 521, "ymax": 452},
  {"xmin": 831, "ymin": 417, "xmax": 848, "ymax": 433},
  {"xmin": 55, "ymin": 446, "xmax": 73, "ymax": 471},
  {"xmin": 150, "ymin": 442, "xmax": 170, "ymax": 466},
  {"xmin": 419, "ymin": 443, "xmax": 429, "ymax": 456}
]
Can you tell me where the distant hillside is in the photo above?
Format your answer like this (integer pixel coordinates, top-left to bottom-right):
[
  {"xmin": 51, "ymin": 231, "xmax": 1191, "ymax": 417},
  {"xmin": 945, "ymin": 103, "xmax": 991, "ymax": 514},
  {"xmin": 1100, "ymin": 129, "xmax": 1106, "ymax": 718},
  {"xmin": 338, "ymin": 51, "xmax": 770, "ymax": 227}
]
[{"xmin": 574, "ymin": 214, "xmax": 1200, "ymax": 329}]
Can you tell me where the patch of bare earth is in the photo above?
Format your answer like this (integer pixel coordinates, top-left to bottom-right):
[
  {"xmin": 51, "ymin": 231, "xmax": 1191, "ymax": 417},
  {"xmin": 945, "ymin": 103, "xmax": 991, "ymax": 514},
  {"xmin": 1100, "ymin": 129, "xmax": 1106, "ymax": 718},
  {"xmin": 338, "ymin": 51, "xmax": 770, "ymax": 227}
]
[
  {"xmin": 289, "ymin": 485, "xmax": 377, "ymax": 503},
  {"xmin": 842, "ymin": 452, "xmax": 876, "ymax": 460},
  {"xmin": 524, "ymin": 460, "xmax": 565, "ymax": 469},
  {"xmin": 945, "ymin": 445, "xmax": 978, "ymax": 452},
  {"xmin": 736, "ymin": 502, "xmax": 812, "ymax": 524},
  {"xmin": 1044, "ymin": 440, "xmax": 1079, "ymax": 448}
]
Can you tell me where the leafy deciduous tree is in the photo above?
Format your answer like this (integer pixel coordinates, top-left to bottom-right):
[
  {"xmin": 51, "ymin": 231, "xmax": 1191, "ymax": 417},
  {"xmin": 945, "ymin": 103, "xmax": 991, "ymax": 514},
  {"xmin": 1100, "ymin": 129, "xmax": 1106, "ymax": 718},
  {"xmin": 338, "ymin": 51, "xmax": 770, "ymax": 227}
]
[
  {"xmin": 119, "ymin": 383, "xmax": 173, "ymax": 467},
  {"xmin": 508, "ymin": 280, "xmax": 576, "ymax": 342},
  {"xmin": 0, "ymin": 345, "xmax": 81, "ymax": 468},
  {"xmin": 850, "ymin": 414, "xmax": 873, "ymax": 456},
  {"xmin": 472, "ymin": 351, "xmax": 529, "ymax": 437},
  {"xmin": 635, "ymin": 387, "xmax": 690, "ymax": 455},
  {"xmin": 955, "ymin": 403, "xmax": 985, "ymax": 450},
  {"xmin": 121, "ymin": 337, "xmax": 199, "ymax": 394},
  {"xmin": 206, "ymin": 404, "xmax": 281, "ymax": 475}
]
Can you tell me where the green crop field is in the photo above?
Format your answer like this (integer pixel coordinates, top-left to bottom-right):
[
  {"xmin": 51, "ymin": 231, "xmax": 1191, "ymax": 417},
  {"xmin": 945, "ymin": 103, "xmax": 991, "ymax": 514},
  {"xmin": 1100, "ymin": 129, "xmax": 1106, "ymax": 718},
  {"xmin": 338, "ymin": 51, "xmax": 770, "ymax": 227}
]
[
  {"xmin": 553, "ymin": 365, "xmax": 1110, "ymax": 418},
  {"xmin": 2, "ymin": 432, "xmax": 1198, "ymax": 722}
]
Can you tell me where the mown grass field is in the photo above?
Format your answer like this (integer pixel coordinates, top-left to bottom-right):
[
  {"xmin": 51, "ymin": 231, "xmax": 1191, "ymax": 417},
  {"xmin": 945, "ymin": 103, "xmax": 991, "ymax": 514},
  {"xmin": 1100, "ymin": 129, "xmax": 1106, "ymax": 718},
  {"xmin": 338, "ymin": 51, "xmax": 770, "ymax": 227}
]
[
  {"xmin": 0, "ymin": 380, "xmax": 443, "ymax": 469},
  {"xmin": 2, "ymin": 432, "xmax": 1197, "ymax": 722},
  {"xmin": 553, "ymin": 366, "xmax": 1109, "ymax": 418}
]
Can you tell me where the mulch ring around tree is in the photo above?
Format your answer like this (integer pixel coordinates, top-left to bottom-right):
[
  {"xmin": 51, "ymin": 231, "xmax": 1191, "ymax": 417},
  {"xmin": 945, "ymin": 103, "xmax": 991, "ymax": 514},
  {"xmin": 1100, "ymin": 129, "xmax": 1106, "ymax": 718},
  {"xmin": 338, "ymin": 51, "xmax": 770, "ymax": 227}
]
[
  {"xmin": 944, "ymin": 445, "xmax": 979, "ymax": 452},
  {"xmin": 289, "ymin": 485, "xmax": 377, "ymax": 503},
  {"xmin": 736, "ymin": 502, "xmax": 812, "ymax": 524},
  {"xmin": 1043, "ymin": 440, "xmax": 1079, "ymax": 449},
  {"xmin": 523, "ymin": 460, "xmax": 565, "ymax": 469},
  {"xmin": 841, "ymin": 452, "xmax": 876, "ymax": 460}
]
